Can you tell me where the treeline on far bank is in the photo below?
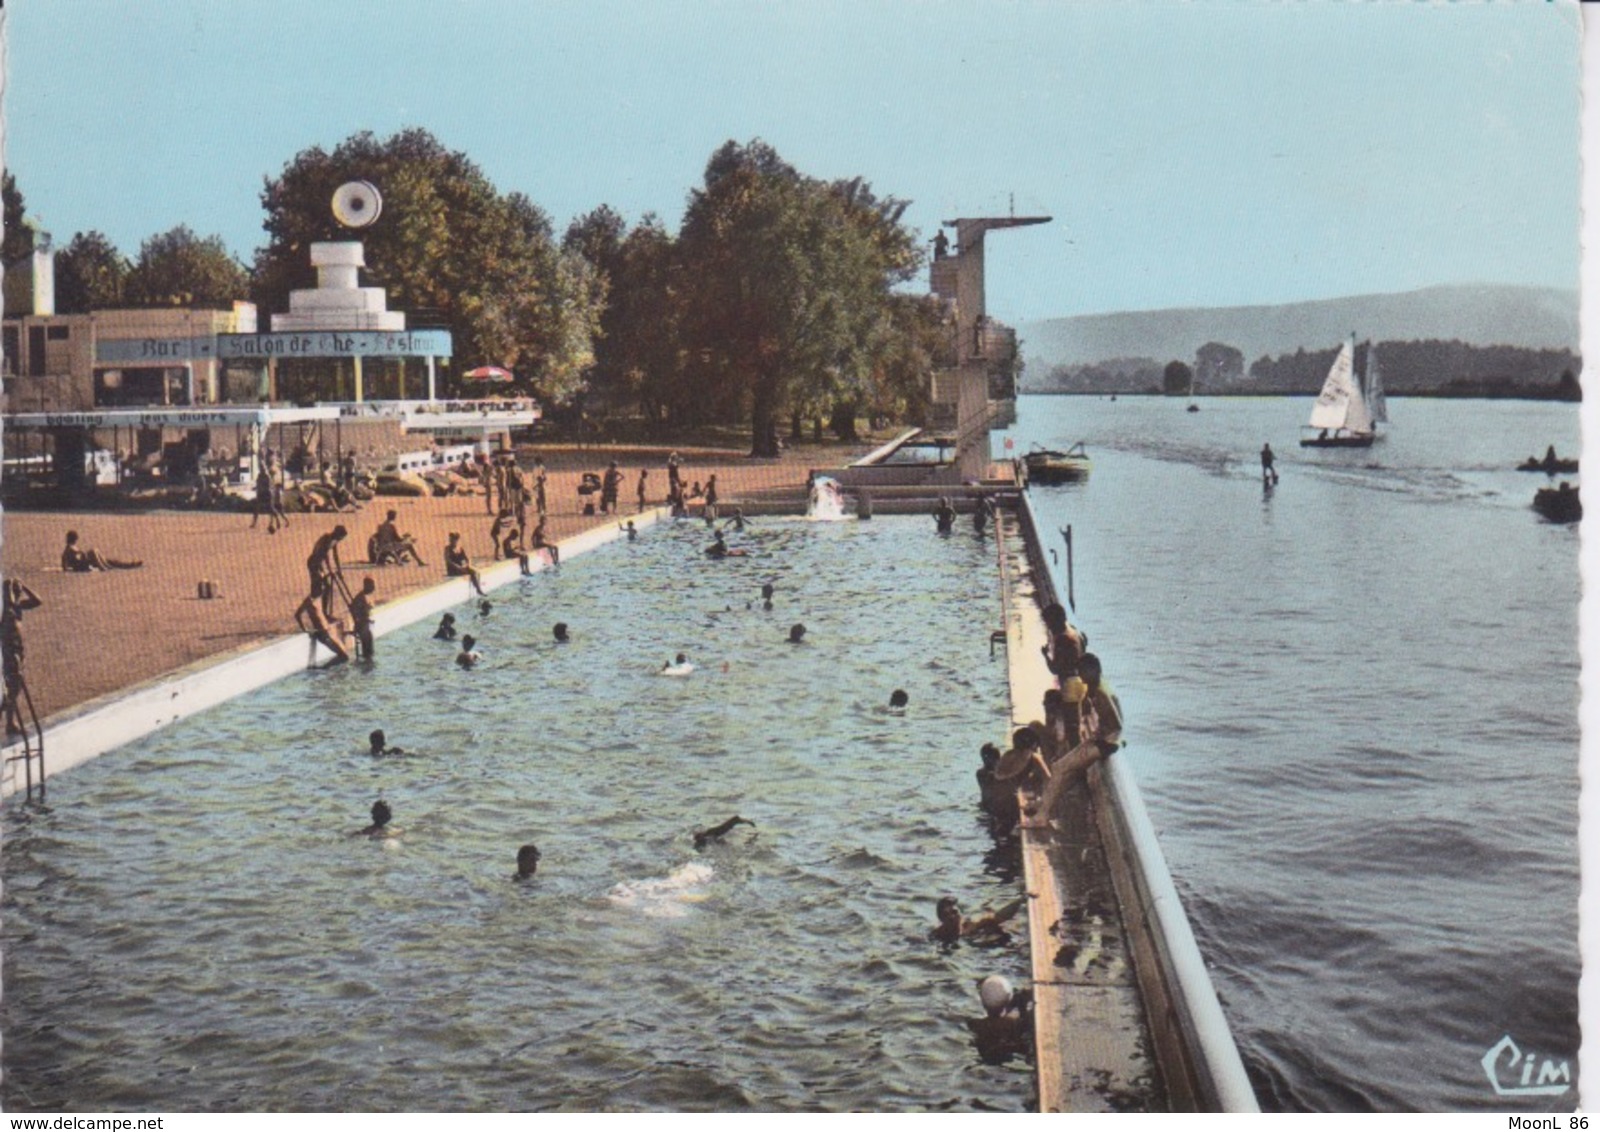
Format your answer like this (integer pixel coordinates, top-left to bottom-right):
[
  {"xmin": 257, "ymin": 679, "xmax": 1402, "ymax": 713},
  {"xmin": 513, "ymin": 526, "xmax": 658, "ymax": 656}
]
[{"xmin": 1030, "ymin": 339, "xmax": 1581, "ymax": 400}]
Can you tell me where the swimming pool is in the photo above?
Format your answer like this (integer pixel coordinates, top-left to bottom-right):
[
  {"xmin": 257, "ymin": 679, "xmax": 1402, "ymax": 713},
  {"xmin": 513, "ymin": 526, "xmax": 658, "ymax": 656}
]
[{"xmin": 2, "ymin": 516, "xmax": 1031, "ymax": 1111}]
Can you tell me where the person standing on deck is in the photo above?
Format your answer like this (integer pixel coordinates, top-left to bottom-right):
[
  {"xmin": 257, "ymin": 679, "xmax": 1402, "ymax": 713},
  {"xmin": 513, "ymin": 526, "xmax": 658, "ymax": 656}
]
[
  {"xmin": 251, "ymin": 466, "xmax": 277, "ymax": 532},
  {"xmin": 703, "ymin": 474, "xmax": 720, "ymax": 520},
  {"xmin": 636, "ymin": 468, "xmax": 649, "ymax": 513},
  {"xmin": 1260, "ymin": 443, "xmax": 1279, "ymax": 486},
  {"xmin": 505, "ymin": 460, "xmax": 527, "ymax": 532},
  {"xmin": 601, "ymin": 461, "xmax": 624, "ymax": 515},
  {"xmin": 306, "ymin": 526, "xmax": 348, "ymax": 618},
  {"xmin": 533, "ymin": 458, "xmax": 548, "ymax": 517},
  {"xmin": 667, "ymin": 451, "xmax": 682, "ymax": 496},
  {"xmin": 1, "ymin": 580, "xmax": 41, "ymax": 738}
]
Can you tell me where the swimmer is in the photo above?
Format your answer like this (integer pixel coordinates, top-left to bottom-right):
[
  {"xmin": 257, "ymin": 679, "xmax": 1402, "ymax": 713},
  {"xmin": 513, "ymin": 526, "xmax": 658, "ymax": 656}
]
[
  {"xmin": 788, "ymin": 623, "xmax": 806, "ymax": 644},
  {"xmin": 706, "ymin": 530, "xmax": 729, "ymax": 558},
  {"xmin": 931, "ymin": 894, "xmax": 1027, "ymax": 944},
  {"xmin": 368, "ymin": 729, "xmax": 406, "ymax": 757},
  {"xmin": 456, "ymin": 633, "xmax": 481, "ymax": 669},
  {"xmin": 661, "ymin": 653, "xmax": 695, "ymax": 676},
  {"xmin": 553, "ymin": 622, "xmax": 570, "ymax": 643},
  {"xmin": 889, "ymin": 689, "xmax": 909, "ymax": 710},
  {"xmin": 728, "ymin": 507, "xmax": 747, "ymax": 531},
  {"xmin": 433, "ymin": 612, "xmax": 458, "ymax": 641},
  {"xmin": 479, "ymin": 599, "xmax": 492, "ymax": 618},
  {"xmin": 693, "ymin": 815, "xmax": 754, "ymax": 849},
  {"xmin": 516, "ymin": 844, "xmax": 541, "ymax": 880},
  {"xmin": 350, "ymin": 799, "xmax": 398, "ymax": 838},
  {"xmin": 623, "ymin": 520, "xmax": 638, "ymax": 542},
  {"xmin": 967, "ymin": 975, "xmax": 1035, "ymax": 1063}
]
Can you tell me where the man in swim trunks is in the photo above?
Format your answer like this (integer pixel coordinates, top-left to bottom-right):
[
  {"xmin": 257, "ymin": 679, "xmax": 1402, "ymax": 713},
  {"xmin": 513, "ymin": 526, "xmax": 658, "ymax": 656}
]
[
  {"xmin": 1, "ymin": 580, "xmax": 41, "ymax": 737},
  {"xmin": 533, "ymin": 458, "xmax": 548, "ymax": 516},
  {"xmin": 530, "ymin": 516, "xmax": 559, "ymax": 565},
  {"xmin": 601, "ymin": 461, "xmax": 624, "ymax": 515},
  {"xmin": 349, "ymin": 576, "xmax": 377, "ymax": 660},
  {"xmin": 373, "ymin": 509, "xmax": 426, "ymax": 566},
  {"xmin": 636, "ymin": 468, "xmax": 649, "ymax": 513},
  {"xmin": 306, "ymin": 525, "xmax": 348, "ymax": 618}
]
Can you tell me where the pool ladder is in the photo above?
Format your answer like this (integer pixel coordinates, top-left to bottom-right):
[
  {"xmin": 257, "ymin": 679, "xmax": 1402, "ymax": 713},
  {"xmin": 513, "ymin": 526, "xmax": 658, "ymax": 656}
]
[{"xmin": 4, "ymin": 671, "xmax": 46, "ymax": 802}]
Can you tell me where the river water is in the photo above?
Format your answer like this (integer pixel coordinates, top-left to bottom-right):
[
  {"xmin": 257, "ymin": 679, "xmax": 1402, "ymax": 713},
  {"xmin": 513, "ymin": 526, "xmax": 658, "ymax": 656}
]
[
  {"xmin": 1009, "ymin": 394, "xmax": 1580, "ymax": 1112},
  {"xmin": 2, "ymin": 517, "xmax": 1034, "ymax": 1112}
]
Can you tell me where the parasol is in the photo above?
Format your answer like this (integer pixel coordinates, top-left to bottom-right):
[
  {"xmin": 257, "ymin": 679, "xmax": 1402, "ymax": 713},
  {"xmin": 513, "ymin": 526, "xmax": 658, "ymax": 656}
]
[{"xmin": 463, "ymin": 365, "xmax": 515, "ymax": 382}]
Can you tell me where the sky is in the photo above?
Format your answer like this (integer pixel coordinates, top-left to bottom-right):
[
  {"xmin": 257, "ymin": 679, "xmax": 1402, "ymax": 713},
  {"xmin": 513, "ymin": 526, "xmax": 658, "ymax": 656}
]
[{"xmin": 0, "ymin": 0, "xmax": 1582, "ymax": 323}]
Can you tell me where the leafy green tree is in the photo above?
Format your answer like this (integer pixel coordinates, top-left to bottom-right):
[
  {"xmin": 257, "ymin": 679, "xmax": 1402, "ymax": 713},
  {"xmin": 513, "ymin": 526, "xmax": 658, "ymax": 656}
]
[
  {"xmin": 1162, "ymin": 359, "xmax": 1193, "ymax": 396},
  {"xmin": 253, "ymin": 128, "xmax": 600, "ymax": 404},
  {"xmin": 2, "ymin": 172, "xmax": 34, "ymax": 264},
  {"xmin": 125, "ymin": 225, "xmax": 249, "ymax": 308},
  {"xmin": 677, "ymin": 140, "xmax": 920, "ymax": 455},
  {"xmin": 54, "ymin": 231, "xmax": 129, "ymax": 312},
  {"xmin": 1193, "ymin": 341, "xmax": 1243, "ymax": 389}
]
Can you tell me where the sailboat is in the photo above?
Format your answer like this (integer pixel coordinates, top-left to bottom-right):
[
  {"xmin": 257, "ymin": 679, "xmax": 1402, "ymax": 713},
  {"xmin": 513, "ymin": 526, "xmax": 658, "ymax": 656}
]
[{"xmin": 1300, "ymin": 336, "xmax": 1382, "ymax": 448}]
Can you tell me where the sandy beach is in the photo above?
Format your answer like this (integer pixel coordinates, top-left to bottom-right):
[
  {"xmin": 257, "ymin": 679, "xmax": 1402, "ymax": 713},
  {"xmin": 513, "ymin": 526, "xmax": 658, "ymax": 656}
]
[{"xmin": 1, "ymin": 444, "xmax": 853, "ymax": 721}]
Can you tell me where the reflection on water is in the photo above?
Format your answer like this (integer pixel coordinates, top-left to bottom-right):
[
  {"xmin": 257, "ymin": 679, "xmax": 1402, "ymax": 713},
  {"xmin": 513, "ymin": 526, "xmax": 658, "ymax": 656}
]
[
  {"xmin": 1012, "ymin": 395, "xmax": 1580, "ymax": 1113},
  {"xmin": 3, "ymin": 518, "xmax": 1031, "ymax": 1112}
]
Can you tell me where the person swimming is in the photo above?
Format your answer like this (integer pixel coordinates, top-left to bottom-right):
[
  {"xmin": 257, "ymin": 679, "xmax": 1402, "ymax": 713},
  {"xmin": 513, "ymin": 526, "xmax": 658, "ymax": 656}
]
[
  {"xmin": 967, "ymin": 974, "xmax": 1034, "ymax": 1063},
  {"xmin": 623, "ymin": 520, "xmax": 638, "ymax": 541},
  {"xmin": 693, "ymin": 815, "xmax": 754, "ymax": 849},
  {"xmin": 889, "ymin": 689, "xmax": 909, "ymax": 710},
  {"xmin": 433, "ymin": 613, "xmax": 457, "ymax": 640},
  {"xmin": 350, "ymin": 799, "xmax": 398, "ymax": 838},
  {"xmin": 456, "ymin": 634, "xmax": 481, "ymax": 669},
  {"xmin": 516, "ymin": 844, "xmax": 541, "ymax": 880},
  {"xmin": 553, "ymin": 622, "xmax": 570, "ymax": 643},
  {"xmin": 661, "ymin": 653, "xmax": 695, "ymax": 676},
  {"xmin": 788, "ymin": 623, "xmax": 806, "ymax": 644},
  {"xmin": 931, "ymin": 894, "xmax": 1027, "ymax": 944},
  {"xmin": 479, "ymin": 599, "xmax": 492, "ymax": 617},
  {"xmin": 368, "ymin": 729, "xmax": 406, "ymax": 757},
  {"xmin": 761, "ymin": 582, "xmax": 775, "ymax": 610},
  {"xmin": 706, "ymin": 531, "xmax": 729, "ymax": 558}
]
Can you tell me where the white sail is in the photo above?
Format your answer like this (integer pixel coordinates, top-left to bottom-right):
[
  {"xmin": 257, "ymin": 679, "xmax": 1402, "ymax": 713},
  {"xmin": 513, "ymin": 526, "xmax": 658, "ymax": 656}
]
[
  {"xmin": 1308, "ymin": 340, "xmax": 1356, "ymax": 430},
  {"xmin": 1366, "ymin": 348, "xmax": 1388, "ymax": 424}
]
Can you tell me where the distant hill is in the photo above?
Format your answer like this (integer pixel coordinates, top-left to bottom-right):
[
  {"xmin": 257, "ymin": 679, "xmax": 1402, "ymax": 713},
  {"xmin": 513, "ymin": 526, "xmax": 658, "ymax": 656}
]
[{"xmin": 1018, "ymin": 284, "xmax": 1578, "ymax": 378}]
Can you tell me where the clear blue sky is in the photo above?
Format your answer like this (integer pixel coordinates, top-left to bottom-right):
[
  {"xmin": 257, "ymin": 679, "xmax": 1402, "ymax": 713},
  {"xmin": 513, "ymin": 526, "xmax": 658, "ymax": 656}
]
[{"xmin": 2, "ymin": 0, "xmax": 1581, "ymax": 322}]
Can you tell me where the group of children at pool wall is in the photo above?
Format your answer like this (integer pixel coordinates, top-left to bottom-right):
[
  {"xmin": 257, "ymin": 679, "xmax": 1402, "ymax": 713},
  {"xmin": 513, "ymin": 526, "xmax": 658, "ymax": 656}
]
[{"xmin": 940, "ymin": 599, "xmax": 1126, "ymax": 1051}]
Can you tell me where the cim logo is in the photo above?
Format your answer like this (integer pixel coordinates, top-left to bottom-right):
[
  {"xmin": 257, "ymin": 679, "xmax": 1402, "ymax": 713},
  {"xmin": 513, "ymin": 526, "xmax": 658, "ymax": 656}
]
[{"xmin": 1482, "ymin": 1035, "xmax": 1572, "ymax": 1098}]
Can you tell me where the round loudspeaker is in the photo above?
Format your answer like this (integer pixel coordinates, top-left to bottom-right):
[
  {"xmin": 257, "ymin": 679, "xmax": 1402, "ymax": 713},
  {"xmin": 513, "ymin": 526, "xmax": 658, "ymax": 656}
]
[{"xmin": 331, "ymin": 180, "xmax": 383, "ymax": 228}]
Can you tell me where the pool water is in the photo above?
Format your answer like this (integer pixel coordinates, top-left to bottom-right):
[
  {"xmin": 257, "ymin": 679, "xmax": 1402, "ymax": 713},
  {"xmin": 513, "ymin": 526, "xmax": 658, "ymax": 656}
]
[{"xmin": 2, "ymin": 516, "xmax": 1032, "ymax": 1112}]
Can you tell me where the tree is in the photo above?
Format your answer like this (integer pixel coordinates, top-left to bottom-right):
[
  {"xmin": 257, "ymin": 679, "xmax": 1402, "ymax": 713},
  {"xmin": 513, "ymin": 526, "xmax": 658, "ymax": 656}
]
[
  {"xmin": 1193, "ymin": 341, "xmax": 1243, "ymax": 389},
  {"xmin": 676, "ymin": 140, "xmax": 921, "ymax": 455},
  {"xmin": 1162, "ymin": 360, "xmax": 1193, "ymax": 396},
  {"xmin": 125, "ymin": 225, "xmax": 249, "ymax": 308},
  {"xmin": 54, "ymin": 231, "xmax": 129, "ymax": 312},
  {"xmin": 253, "ymin": 129, "xmax": 600, "ymax": 404},
  {"xmin": 2, "ymin": 172, "xmax": 34, "ymax": 264}
]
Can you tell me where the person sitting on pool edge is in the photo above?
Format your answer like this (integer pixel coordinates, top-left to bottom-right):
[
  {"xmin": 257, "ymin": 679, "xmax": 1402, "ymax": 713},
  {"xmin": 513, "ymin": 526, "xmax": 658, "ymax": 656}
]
[
  {"xmin": 1023, "ymin": 653, "xmax": 1124, "ymax": 828},
  {"xmin": 350, "ymin": 799, "xmax": 398, "ymax": 838},
  {"xmin": 444, "ymin": 531, "xmax": 486, "ymax": 596},
  {"xmin": 456, "ymin": 634, "xmax": 481, "ymax": 670},
  {"xmin": 516, "ymin": 844, "xmax": 541, "ymax": 880},
  {"xmin": 931, "ymin": 894, "xmax": 1028, "ymax": 945}
]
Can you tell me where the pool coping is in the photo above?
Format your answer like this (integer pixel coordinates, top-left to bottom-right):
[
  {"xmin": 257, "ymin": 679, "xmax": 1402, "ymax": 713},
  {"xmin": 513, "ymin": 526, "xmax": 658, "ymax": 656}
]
[{"xmin": 0, "ymin": 509, "xmax": 668, "ymax": 799}]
